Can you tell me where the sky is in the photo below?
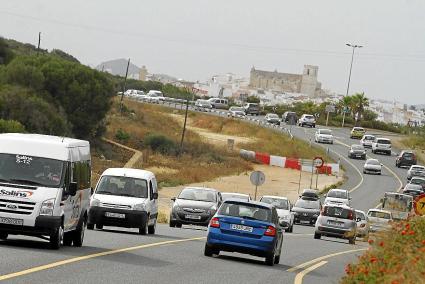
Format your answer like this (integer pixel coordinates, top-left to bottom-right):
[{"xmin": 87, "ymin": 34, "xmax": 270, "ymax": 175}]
[{"xmin": 1, "ymin": 0, "xmax": 425, "ymax": 104}]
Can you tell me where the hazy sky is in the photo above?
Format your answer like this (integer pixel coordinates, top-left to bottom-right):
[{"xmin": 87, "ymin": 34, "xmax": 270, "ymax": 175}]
[{"xmin": 1, "ymin": 0, "xmax": 425, "ymax": 104}]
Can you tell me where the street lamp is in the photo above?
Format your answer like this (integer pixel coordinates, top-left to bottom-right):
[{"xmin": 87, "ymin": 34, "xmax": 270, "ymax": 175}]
[{"xmin": 342, "ymin": 43, "xmax": 363, "ymax": 127}]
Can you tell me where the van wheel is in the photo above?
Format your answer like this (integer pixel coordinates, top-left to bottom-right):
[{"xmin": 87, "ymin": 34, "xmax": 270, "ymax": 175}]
[
  {"xmin": 50, "ymin": 226, "xmax": 63, "ymax": 250},
  {"xmin": 87, "ymin": 223, "xmax": 94, "ymax": 230},
  {"xmin": 0, "ymin": 232, "xmax": 8, "ymax": 240},
  {"xmin": 139, "ymin": 221, "xmax": 148, "ymax": 235},
  {"xmin": 73, "ymin": 219, "xmax": 86, "ymax": 247},
  {"xmin": 148, "ymin": 219, "xmax": 156, "ymax": 234},
  {"xmin": 96, "ymin": 224, "xmax": 103, "ymax": 230},
  {"xmin": 63, "ymin": 232, "xmax": 73, "ymax": 246},
  {"xmin": 314, "ymin": 233, "xmax": 321, "ymax": 239}
]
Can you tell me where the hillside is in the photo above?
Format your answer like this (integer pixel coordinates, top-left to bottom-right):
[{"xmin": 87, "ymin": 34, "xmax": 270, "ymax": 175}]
[{"xmin": 96, "ymin": 58, "xmax": 140, "ymax": 77}]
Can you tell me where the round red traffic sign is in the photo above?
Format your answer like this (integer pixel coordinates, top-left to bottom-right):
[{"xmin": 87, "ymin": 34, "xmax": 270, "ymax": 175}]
[{"xmin": 313, "ymin": 157, "xmax": 324, "ymax": 168}]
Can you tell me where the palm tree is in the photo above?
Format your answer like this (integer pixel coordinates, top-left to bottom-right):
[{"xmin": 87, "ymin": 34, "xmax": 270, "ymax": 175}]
[
  {"xmin": 338, "ymin": 95, "xmax": 352, "ymax": 116},
  {"xmin": 352, "ymin": 92, "xmax": 369, "ymax": 126}
]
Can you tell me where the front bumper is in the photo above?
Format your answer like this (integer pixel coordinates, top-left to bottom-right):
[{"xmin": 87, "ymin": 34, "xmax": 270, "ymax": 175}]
[
  {"xmin": 294, "ymin": 213, "xmax": 318, "ymax": 223},
  {"xmin": 88, "ymin": 206, "xmax": 147, "ymax": 228},
  {"xmin": 364, "ymin": 168, "xmax": 381, "ymax": 174},
  {"xmin": 170, "ymin": 210, "xmax": 213, "ymax": 226},
  {"xmin": 0, "ymin": 215, "xmax": 62, "ymax": 236}
]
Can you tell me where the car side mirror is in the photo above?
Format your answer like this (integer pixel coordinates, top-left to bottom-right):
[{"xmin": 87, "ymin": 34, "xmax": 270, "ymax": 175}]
[
  {"xmin": 68, "ymin": 182, "xmax": 77, "ymax": 196},
  {"xmin": 171, "ymin": 197, "xmax": 176, "ymax": 202},
  {"xmin": 153, "ymin": 192, "xmax": 159, "ymax": 200},
  {"xmin": 356, "ymin": 217, "xmax": 361, "ymax": 222},
  {"xmin": 90, "ymin": 187, "xmax": 94, "ymax": 196}
]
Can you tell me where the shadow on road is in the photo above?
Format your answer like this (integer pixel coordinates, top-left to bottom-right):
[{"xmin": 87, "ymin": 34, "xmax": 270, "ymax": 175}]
[{"xmin": 215, "ymin": 254, "xmax": 292, "ymax": 270}]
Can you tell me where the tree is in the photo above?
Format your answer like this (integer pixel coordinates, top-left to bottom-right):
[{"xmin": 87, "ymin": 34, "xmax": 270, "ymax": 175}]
[
  {"xmin": 351, "ymin": 92, "xmax": 369, "ymax": 126},
  {"xmin": 338, "ymin": 95, "xmax": 352, "ymax": 116},
  {"xmin": 246, "ymin": 95, "xmax": 260, "ymax": 103},
  {"xmin": 0, "ymin": 37, "xmax": 15, "ymax": 65}
]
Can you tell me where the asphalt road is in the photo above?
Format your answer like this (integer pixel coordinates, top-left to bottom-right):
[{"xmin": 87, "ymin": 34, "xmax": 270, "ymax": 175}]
[{"xmin": 0, "ymin": 100, "xmax": 408, "ymax": 284}]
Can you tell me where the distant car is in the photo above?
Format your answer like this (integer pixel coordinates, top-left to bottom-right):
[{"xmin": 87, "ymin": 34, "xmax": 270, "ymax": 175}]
[
  {"xmin": 204, "ymin": 199, "xmax": 284, "ymax": 266},
  {"xmin": 169, "ymin": 187, "xmax": 222, "ymax": 227},
  {"xmin": 292, "ymin": 197, "xmax": 321, "ymax": 225},
  {"xmin": 259, "ymin": 196, "xmax": 294, "ymax": 233},
  {"xmin": 371, "ymin": 138, "xmax": 392, "ymax": 155},
  {"xmin": 244, "ymin": 103, "xmax": 260, "ymax": 116},
  {"xmin": 402, "ymin": 185, "xmax": 423, "ymax": 199},
  {"xmin": 265, "ymin": 113, "xmax": 280, "ymax": 125},
  {"xmin": 314, "ymin": 129, "xmax": 334, "ymax": 144},
  {"xmin": 195, "ymin": 99, "xmax": 213, "ymax": 111},
  {"xmin": 324, "ymin": 189, "xmax": 351, "ymax": 206},
  {"xmin": 407, "ymin": 165, "xmax": 425, "ymax": 180},
  {"xmin": 408, "ymin": 177, "xmax": 425, "ymax": 191},
  {"xmin": 348, "ymin": 144, "xmax": 366, "ymax": 160},
  {"xmin": 133, "ymin": 90, "xmax": 148, "ymax": 100},
  {"xmin": 147, "ymin": 90, "xmax": 165, "ymax": 103},
  {"xmin": 396, "ymin": 150, "xmax": 417, "ymax": 168},
  {"xmin": 360, "ymin": 134, "xmax": 376, "ymax": 148},
  {"xmin": 227, "ymin": 106, "xmax": 246, "ymax": 118},
  {"xmin": 208, "ymin": 98, "xmax": 228, "ymax": 109},
  {"xmin": 298, "ymin": 114, "xmax": 316, "ymax": 128},
  {"xmin": 363, "ymin": 159, "xmax": 382, "ymax": 175},
  {"xmin": 221, "ymin": 192, "xmax": 251, "ymax": 202},
  {"xmin": 350, "ymin": 127, "xmax": 365, "ymax": 139},
  {"xmin": 282, "ymin": 111, "xmax": 298, "ymax": 125},
  {"xmin": 367, "ymin": 209, "xmax": 393, "ymax": 233},
  {"xmin": 300, "ymin": 189, "xmax": 320, "ymax": 200},
  {"xmin": 314, "ymin": 204, "xmax": 357, "ymax": 244},
  {"xmin": 355, "ymin": 210, "xmax": 370, "ymax": 241}
]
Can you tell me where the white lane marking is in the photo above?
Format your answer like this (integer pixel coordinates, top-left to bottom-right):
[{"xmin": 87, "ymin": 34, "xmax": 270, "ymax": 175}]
[{"xmin": 294, "ymin": 261, "xmax": 328, "ymax": 284}]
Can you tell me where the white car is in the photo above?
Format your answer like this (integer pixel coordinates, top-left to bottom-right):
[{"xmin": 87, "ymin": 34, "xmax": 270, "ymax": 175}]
[
  {"xmin": 355, "ymin": 210, "xmax": 370, "ymax": 240},
  {"xmin": 360, "ymin": 135, "xmax": 376, "ymax": 148},
  {"xmin": 221, "ymin": 192, "xmax": 251, "ymax": 202},
  {"xmin": 195, "ymin": 99, "xmax": 213, "ymax": 111},
  {"xmin": 372, "ymin": 138, "xmax": 392, "ymax": 155},
  {"xmin": 228, "ymin": 106, "xmax": 246, "ymax": 117},
  {"xmin": 363, "ymin": 159, "xmax": 382, "ymax": 175},
  {"xmin": 324, "ymin": 189, "xmax": 351, "ymax": 206},
  {"xmin": 89, "ymin": 168, "xmax": 159, "ymax": 235},
  {"xmin": 298, "ymin": 114, "xmax": 316, "ymax": 128},
  {"xmin": 315, "ymin": 129, "xmax": 334, "ymax": 144},
  {"xmin": 265, "ymin": 113, "xmax": 280, "ymax": 125},
  {"xmin": 367, "ymin": 209, "xmax": 392, "ymax": 233},
  {"xmin": 407, "ymin": 165, "xmax": 425, "ymax": 180},
  {"xmin": 147, "ymin": 90, "xmax": 165, "ymax": 103},
  {"xmin": 259, "ymin": 195, "xmax": 294, "ymax": 232}
]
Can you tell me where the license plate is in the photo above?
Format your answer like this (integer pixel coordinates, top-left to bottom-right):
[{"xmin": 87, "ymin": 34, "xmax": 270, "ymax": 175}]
[
  {"xmin": 356, "ymin": 155, "xmax": 361, "ymax": 157},
  {"xmin": 328, "ymin": 221, "xmax": 343, "ymax": 227},
  {"xmin": 231, "ymin": 224, "xmax": 253, "ymax": 232},
  {"xmin": 0, "ymin": 217, "xmax": 23, "ymax": 226},
  {"xmin": 105, "ymin": 212, "xmax": 125, "ymax": 218},
  {"xmin": 185, "ymin": 214, "xmax": 201, "ymax": 220}
]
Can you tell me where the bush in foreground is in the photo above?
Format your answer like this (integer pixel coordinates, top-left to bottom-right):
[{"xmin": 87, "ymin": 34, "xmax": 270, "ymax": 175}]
[{"xmin": 341, "ymin": 217, "xmax": 425, "ymax": 284}]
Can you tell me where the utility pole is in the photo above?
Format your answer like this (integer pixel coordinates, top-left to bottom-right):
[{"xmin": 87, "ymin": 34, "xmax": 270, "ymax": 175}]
[
  {"xmin": 37, "ymin": 32, "xmax": 41, "ymax": 55},
  {"xmin": 120, "ymin": 58, "xmax": 131, "ymax": 114},
  {"xmin": 342, "ymin": 43, "xmax": 363, "ymax": 128},
  {"xmin": 179, "ymin": 89, "xmax": 191, "ymax": 156}
]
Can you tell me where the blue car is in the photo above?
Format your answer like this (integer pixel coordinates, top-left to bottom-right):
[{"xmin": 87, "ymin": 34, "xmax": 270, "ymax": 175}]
[{"xmin": 204, "ymin": 199, "xmax": 284, "ymax": 266}]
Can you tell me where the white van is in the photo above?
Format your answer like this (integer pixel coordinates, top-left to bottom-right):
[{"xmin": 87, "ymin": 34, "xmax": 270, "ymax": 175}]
[
  {"xmin": 208, "ymin": 98, "xmax": 228, "ymax": 109},
  {"xmin": 88, "ymin": 168, "xmax": 158, "ymax": 235},
  {"xmin": 0, "ymin": 133, "xmax": 91, "ymax": 249}
]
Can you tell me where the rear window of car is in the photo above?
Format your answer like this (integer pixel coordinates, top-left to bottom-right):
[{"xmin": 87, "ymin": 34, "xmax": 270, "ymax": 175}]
[
  {"xmin": 377, "ymin": 139, "xmax": 391, "ymax": 144},
  {"xmin": 327, "ymin": 190, "xmax": 348, "ymax": 199},
  {"xmin": 368, "ymin": 211, "xmax": 391, "ymax": 219},
  {"xmin": 355, "ymin": 211, "xmax": 366, "ymax": 220},
  {"xmin": 402, "ymin": 152, "xmax": 414, "ymax": 157},
  {"xmin": 323, "ymin": 206, "xmax": 353, "ymax": 219},
  {"xmin": 411, "ymin": 178, "xmax": 425, "ymax": 185},
  {"xmin": 260, "ymin": 197, "xmax": 289, "ymax": 210},
  {"xmin": 218, "ymin": 202, "xmax": 271, "ymax": 222}
]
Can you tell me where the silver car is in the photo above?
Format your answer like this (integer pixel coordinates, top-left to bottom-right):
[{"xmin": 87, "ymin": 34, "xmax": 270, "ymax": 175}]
[
  {"xmin": 355, "ymin": 210, "xmax": 370, "ymax": 240},
  {"xmin": 265, "ymin": 113, "xmax": 280, "ymax": 125},
  {"xmin": 228, "ymin": 106, "xmax": 246, "ymax": 118},
  {"xmin": 367, "ymin": 209, "xmax": 393, "ymax": 233},
  {"xmin": 314, "ymin": 204, "xmax": 357, "ymax": 244},
  {"xmin": 407, "ymin": 165, "xmax": 425, "ymax": 180},
  {"xmin": 260, "ymin": 195, "xmax": 294, "ymax": 233},
  {"xmin": 363, "ymin": 159, "xmax": 382, "ymax": 175}
]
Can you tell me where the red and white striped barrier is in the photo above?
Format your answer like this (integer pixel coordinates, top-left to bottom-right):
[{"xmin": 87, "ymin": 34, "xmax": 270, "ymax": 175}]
[{"xmin": 240, "ymin": 149, "xmax": 339, "ymax": 175}]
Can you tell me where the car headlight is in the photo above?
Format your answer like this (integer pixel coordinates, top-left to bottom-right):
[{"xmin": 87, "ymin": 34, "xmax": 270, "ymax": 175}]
[
  {"xmin": 133, "ymin": 203, "xmax": 146, "ymax": 211},
  {"xmin": 90, "ymin": 198, "xmax": 100, "ymax": 207},
  {"xmin": 280, "ymin": 215, "xmax": 290, "ymax": 221},
  {"xmin": 313, "ymin": 214, "xmax": 319, "ymax": 218},
  {"xmin": 40, "ymin": 198, "xmax": 55, "ymax": 216},
  {"xmin": 173, "ymin": 205, "xmax": 182, "ymax": 212}
]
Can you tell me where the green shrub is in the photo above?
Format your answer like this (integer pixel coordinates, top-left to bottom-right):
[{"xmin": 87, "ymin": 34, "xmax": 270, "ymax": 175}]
[
  {"xmin": 0, "ymin": 119, "xmax": 25, "ymax": 133},
  {"xmin": 115, "ymin": 129, "xmax": 130, "ymax": 143},
  {"xmin": 144, "ymin": 133, "xmax": 178, "ymax": 155}
]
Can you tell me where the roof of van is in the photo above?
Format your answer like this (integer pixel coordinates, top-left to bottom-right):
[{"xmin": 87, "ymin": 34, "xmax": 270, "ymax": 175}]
[
  {"xmin": 101, "ymin": 168, "xmax": 156, "ymax": 180},
  {"xmin": 0, "ymin": 133, "xmax": 89, "ymax": 161}
]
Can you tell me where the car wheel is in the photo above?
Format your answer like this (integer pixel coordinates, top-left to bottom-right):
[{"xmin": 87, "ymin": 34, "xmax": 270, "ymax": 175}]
[
  {"xmin": 349, "ymin": 237, "xmax": 356, "ymax": 245},
  {"xmin": 87, "ymin": 223, "xmax": 94, "ymax": 230},
  {"xmin": 50, "ymin": 226, "xmax": 63, "ymax": 250},
  {"xmin": 139, "ymin": 221, "xmax": 148, "ymax": 235},
  {"xmin": 169, "ymin": 218, "xmax": 176, "ymax": 228},
  {"xmin": 73, "ymin": 219, "xmax": 86, "ymax": 247},
  {"xmin": 96, "ymin": 224, "xmax": 103, "ymax": 230},
  {"xmin": 287, "ymin": 224, "xmax": 293, "ymax": 233},
  {"xmin": 204, "ymin": 243, "xmax": 214, "ymax": 257},
  {"xmin": 265, "ymin": 251, "xmax": 275, "ymax": 266},
  {"xmin": 63, "ymin": 232, "xmax": 73, "ymax": 246},
  {"xmin": 274, "ymin": 253, "xmax": 281, "ymax": 264},
  {"xmin": 175, "ymin": 222, "xmax": 182, "ymax": 228},
  {"xmin": 148, "ymin": 219, "xmax": 157, "ymax": 234},
  {"xmin": 314, "ymin": 233, "xmax": 321, "ymax": 239},
  {"xmin": 0, "ymin": 232, "xmax": 8, "ymax": 240}
]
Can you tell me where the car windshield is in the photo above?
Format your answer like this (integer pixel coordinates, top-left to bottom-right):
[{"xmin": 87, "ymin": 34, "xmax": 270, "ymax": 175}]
[
  {"xmin": 178, "ymin": 188, "xmax": 217, "ymax": 202},
  {"xmin": 368, "ymin": 211, "xmax": 391, "ymax": 219},
  {"xmin": 377, "ymin": 139, "xmax": 391, "ymax": 144},
  {"xmin": 367, "ymin": 160, "xmax": 380, "ymax": 165},
  {"xmin": 0, "ymin": 153, "xmax": 65, "ymax": 188},
  {"xmin": 364, "ymin": 136, "xmax": 375, "ymax": 140},
  {"xmin": 320, "ymin": 130, "xmax": 332, "ymax": 135},
  {"xmin": 352, "ymin": 145, "xmax": 364, "ymax": 150},
  {"xmin": 268, "ymin": 114, "xmax": 279, "ymax": 118},
  {"xmin": 411, "ymin": 178, "xmax": 425, "ymax": 185},
  {"xmin": 295, "ymin": 199, "xmax": 320, "ymax": 210},
  {"xmin": 230, "ymin": 107, "xmax": 244, "ymax": 112},
  {"xmin": 402, "ymin": 152, "xmax": 414, "ymax": 158},
  {"xmin": 305, "ymin": 115, "xmax": 314, "ymax": 119},
  {"xmin": 96, "ymin": 175, "xmax": 148, "ymax": 198},
  {"xmin": 327, "ymin": 190, "xmax": 348, "ymax": 199},
  {"xmin": 323, "ymin": 206, "xmax": 353, "ymax": 219},
  {"xmin": 355, "ymin": 211, "xmax": 366, "ymax": 220},
  {"xmin": 218, "ymin": 201, "xmax": 271, "ymax": 222},
  {"xmin": 260, "ymin": 197, "xmax": 289, "ymax": 210},
  {"xmin": 221, "ymin": 193, "xmax": 249, "ymax": 201},
  {"xmin": 353, "ymin": 128, "xmax": 364, "ymax": 132}
]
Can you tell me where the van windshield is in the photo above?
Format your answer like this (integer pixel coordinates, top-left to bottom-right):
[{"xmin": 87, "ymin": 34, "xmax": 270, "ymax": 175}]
[
  {"xmin": 96, "ymin": 176, "xmax": 148, "ymax": 198},
  {"xmin": 0, "ymin": 153, "xmax": 65, "ymax": 188}
]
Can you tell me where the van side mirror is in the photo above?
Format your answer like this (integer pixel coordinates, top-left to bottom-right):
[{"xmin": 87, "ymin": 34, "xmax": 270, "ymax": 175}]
[
  {"xmin": 68, "ymin": 182, "xmax": 77, "ymax": 196},
  {"xmin": 153, "ymin": 192, "xmax": 158, "ymax": 200},
  {"xmin": 171, "ymin": 197, "xmax": 176, "ymax": 202}
]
